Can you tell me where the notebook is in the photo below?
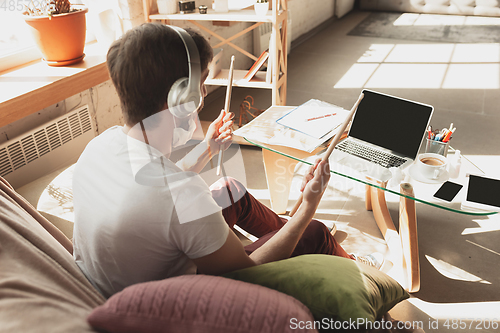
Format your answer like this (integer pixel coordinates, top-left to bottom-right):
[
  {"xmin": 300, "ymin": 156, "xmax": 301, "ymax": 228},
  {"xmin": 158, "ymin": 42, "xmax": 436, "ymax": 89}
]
[
  {"xmin": 276, "ymin": 99, "xmax": 351, "ymax": 140},
  {"xmin": 331, "ymin": 89, "xmax": 434, "ymax": 182}
]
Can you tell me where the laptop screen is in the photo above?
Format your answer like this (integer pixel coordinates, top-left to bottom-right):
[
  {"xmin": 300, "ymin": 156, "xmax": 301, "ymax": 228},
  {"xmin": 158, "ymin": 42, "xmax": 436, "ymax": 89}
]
[{"xmin": 348, "ymin": 90, "xmax": 434, "ymax": 159}]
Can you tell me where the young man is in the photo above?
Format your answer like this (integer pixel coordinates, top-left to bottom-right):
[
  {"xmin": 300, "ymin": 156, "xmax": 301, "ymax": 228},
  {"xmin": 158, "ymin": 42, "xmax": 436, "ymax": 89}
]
[{"xmin": 73, "ymin": 23, "xmax": 380, "ymax": 298}]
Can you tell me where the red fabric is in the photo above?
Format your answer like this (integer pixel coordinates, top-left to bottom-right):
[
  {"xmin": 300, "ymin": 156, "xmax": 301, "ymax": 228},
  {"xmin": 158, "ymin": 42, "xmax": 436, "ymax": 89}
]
[
  {"xmin": 87, "ymin": 275, "xmax": 318, "ymax": 333},
  {"xmin": 210, "ymin": 177, "xmax": 353, "ymax": 259}
]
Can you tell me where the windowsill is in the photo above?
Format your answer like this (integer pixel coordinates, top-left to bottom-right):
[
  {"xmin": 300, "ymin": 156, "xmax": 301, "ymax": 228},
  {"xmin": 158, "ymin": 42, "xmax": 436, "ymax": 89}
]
[{"xmin": 0, "ymin": 42, "xmax": 110, "ymax": 128}]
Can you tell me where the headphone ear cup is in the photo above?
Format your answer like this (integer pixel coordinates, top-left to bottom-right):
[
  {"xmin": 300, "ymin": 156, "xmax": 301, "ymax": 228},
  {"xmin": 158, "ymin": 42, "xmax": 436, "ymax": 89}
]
[
  {"xmin": 167, "ymin": 77, "xmax": 191, "ymax": 118},
  {"xmin": 166, "ymin": 26, "xmax": 203, "ymax": 118}
]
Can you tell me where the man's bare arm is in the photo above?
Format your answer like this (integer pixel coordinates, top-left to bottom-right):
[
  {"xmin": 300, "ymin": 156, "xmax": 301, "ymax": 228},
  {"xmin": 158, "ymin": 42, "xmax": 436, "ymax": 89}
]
[
  {"xmin": 192, "ymin": 229, "xmax": 256, "ymax": 275},
  {"xmin": 192, "ymin": 160, "xmax": 330, "ymax": 275},
  {"xmin": 249, "ymin": 159, "xmax": 330, "ymax": 264}
]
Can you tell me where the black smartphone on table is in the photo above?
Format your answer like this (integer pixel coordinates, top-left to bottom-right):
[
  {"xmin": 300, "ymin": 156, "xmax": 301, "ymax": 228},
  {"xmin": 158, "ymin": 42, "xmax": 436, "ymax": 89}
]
[{"xmin": 433, "ymin": 181, "xmax": 463, "ymax": 202}]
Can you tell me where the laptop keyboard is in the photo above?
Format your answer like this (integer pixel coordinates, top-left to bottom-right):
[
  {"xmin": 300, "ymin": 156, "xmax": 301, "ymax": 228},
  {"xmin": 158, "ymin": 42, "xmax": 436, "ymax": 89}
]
[{"xmin": 335, "ymin": 141, "xmax": 406, "ymax": 169}]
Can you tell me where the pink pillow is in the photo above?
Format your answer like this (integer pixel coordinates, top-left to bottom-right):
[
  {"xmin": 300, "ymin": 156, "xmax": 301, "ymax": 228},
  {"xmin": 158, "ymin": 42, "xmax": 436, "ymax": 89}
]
[{"xmin": 88, "ymin": 274, "xmax": 317, "ymax": 333}]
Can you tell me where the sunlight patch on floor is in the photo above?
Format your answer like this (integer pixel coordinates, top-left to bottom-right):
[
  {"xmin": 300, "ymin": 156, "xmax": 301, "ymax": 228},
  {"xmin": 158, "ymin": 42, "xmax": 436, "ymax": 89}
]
[
  {"xmin": 462, "ymin": 216, "xmax": 500, "ymax": 235},
  {"xmin": 408, "ymin": 298, "xmax": 500, "ymax": 320},
  {"xmin": 385, "ymin": 44, "xmax": 454, "ymax": 63},
  {"xmin": 464, "ymin": 155, "xmax": 500, "ymax": 178},
  {"xmin": 333, "ymin": 63, "xmax": 379, "ymax": 89},
  {"xmin": 465, "ymin": 240, "xmax": 500, "ymax": 256},
  {"xmin": 452, "ymin": 44, "xmax": 500, "ymax": 62},
  {"xmin": 426, "ymin": 255, "xmax": 491, "ymax": 284},
  {"xmin": 366, "ymin": 63, "xmax": 447, "ymax": 88},
  {"xmin": 334, "ymin": 43, "xmax": 500, "ymax": 89},
  {"xmin": 443, "ymin": 64, "xmax": 500, "ymax": 89},
  {"xmin": 357, "ymin": 44, "xmax": 395, "ymax": 63},
  {"xmin": 336, "ymin": 221, "xmax": 388, "ymax": 254}
]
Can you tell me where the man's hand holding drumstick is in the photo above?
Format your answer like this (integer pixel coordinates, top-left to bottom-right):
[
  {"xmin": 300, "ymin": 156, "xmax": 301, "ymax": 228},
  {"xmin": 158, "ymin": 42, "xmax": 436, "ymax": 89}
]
[
  {"xmin": 289, "ymin": 93, "xmax": 365, "ymax": 217},
  {"xmin": 216, "ymin": 55, "xmax": 235, "ymax": 176}
]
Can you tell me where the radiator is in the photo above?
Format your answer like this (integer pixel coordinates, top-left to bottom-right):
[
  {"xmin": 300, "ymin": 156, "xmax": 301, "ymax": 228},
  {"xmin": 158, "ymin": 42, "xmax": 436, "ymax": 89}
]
[{"xmin": 0, "ymin": 105, "xmax": 96, "ymax": 189}]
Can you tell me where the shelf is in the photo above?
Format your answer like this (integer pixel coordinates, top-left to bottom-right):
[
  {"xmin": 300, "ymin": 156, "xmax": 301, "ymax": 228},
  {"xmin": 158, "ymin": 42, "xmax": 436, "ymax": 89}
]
[
  {"xmin": 0, "ymin": 42, "xmax": 109, "ymax": 128},
  {"xmin": 150, "ymin": 9, "xmax": 276, "ymax": 23},
  {"xmin": 144, "ymin": 0, "xmax": 288, "ymax": 106},
  {"xmin": 206, "ymin": 69, "xmax": 271, "ymax": 88}
]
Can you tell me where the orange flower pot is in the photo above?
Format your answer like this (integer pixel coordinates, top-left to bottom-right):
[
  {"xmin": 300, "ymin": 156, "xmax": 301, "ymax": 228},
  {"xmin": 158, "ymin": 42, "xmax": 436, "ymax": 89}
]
[{"xmin": 23, "ymin": 7, "xmax": 89, "ymax": 66}]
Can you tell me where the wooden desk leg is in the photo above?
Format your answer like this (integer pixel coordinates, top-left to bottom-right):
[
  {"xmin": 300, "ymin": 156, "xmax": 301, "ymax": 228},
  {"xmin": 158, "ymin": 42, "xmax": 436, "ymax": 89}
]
[
  {"xmin": 399, "ymin": 183, "xmax": 420, "ymax": 293},
  {"xmin": 365, "ymin": 182, "xmax": 420, "ymax": 293},
  {"xmin": 262, "ymin": 149, "xmax": 298, "ymax": 215},
  {"xmin": 367, "ymin": 182, "xmax": 403, "ymax": 269},
  {"xmin": 365, "ymin": 185, "xmax": 372, "ymax": 211}
]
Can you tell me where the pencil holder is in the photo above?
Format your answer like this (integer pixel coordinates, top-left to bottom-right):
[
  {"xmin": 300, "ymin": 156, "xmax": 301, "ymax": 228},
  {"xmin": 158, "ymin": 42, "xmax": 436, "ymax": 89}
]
[{"xmin": 425, "ymin": 138, "xmax": 449, "ymax": 156}]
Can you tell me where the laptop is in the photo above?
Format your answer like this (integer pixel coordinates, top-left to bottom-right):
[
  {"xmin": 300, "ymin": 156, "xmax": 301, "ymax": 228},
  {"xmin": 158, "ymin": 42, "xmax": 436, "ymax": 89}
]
[{"xmin": 331, "ymin": 89, "xmax": 434, "ymax": 182}]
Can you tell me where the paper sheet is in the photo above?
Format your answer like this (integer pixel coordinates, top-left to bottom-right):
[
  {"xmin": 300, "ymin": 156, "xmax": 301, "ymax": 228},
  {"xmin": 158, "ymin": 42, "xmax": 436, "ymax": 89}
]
[
  {"xmin": 276, "ymin": 100, "xmax": 350, "ymax": 139},
  {"xmin": 234, "ymin": 101, "xmax": 349, "ymax": 153}
]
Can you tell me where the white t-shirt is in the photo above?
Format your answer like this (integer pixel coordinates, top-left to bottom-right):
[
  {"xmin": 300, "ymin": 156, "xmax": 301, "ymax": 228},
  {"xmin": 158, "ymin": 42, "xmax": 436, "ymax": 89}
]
[{"xmin": 72, "ymin": 126, "xmax": 229, "ymax": 298}]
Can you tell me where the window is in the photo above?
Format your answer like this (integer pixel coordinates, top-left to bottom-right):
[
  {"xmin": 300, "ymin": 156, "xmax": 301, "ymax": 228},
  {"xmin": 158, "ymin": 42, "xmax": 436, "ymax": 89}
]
[
  {"xmin": 0, "ymin": 0, "xmax": 96, "ymax": 73},
  {"xmin": 0, "ymin": 1, "xmax": 40, "ymax": 72}
]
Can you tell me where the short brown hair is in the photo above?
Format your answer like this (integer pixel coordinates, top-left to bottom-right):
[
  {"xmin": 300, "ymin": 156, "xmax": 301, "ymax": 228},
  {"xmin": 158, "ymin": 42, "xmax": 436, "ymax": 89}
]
[{"xmin": 107, "ymin": 23, "xmax": 213, "ymax": 125}]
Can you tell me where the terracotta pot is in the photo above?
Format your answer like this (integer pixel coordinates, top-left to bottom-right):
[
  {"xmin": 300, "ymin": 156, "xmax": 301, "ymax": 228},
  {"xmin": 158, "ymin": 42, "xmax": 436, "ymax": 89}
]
[{"xmin": 23, "ymin": 7, "xmax": 88, "ymax": 66}]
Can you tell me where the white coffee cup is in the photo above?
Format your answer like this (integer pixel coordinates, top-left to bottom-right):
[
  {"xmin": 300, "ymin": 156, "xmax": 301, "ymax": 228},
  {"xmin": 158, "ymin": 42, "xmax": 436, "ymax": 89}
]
[{"xmin": 416, "ymin": 153, "xmax": 447, "ymax": 180}]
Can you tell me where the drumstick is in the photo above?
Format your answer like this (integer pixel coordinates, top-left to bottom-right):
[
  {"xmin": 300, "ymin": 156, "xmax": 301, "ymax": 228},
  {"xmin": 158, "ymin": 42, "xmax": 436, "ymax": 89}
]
[
  {"xmin": 217, "ymin": 55, "xmax": 235, "ymax": 176},
  {"xmin": 289, "ymin": 93, "xmax": 364, "ymax": 217}
]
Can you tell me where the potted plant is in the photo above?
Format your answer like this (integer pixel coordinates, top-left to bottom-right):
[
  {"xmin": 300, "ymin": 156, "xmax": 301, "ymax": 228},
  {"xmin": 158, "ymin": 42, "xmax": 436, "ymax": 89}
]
[
  {"xmin": 254, "ymin": 0, "xmax": 269, "ymax": 16},
  {"xmin": 157, "ymin": 0, "xmax": 178, "ymax": 14},
  {"xmin": 23, "ymin": 0, "xmax": 88, "ymax": 66}
]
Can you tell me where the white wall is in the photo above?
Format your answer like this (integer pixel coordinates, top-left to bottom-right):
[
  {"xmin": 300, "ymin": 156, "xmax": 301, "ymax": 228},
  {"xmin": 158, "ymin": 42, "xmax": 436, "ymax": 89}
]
[{"xmin": 288, "ymin": 0, "xmax": 335, "ymax": 41}]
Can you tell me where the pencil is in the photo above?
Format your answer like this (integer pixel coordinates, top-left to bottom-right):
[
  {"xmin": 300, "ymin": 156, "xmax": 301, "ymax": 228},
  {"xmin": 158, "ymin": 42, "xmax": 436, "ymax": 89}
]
[
  {"xmin": 217, "ymin": 55, "xmax": 235, "ymax": 176},
  {"xmin": 443, "ymin": 127, "xmax": 455, "ymax": 143},
  {"xmin": 305, "ymin": 113, "xmax": 336, "ymax": 122}
]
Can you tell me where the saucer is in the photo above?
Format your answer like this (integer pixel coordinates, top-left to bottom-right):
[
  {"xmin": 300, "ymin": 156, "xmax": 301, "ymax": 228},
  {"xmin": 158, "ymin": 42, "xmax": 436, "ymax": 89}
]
[
  {"xmin": 408, "ymin": 164, "xmax": 449, "ymax": 184},
  {"xmin": 43, "ymin": 54, "xmax": 85, "ymax": 66}
]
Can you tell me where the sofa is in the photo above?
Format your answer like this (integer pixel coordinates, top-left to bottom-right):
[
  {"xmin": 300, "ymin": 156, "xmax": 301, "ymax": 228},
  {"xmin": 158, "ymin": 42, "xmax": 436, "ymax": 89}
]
[
  {"xmin": 0, "ymin": 174, "xmax": 413, "ymax": 333},
  {"xmin": 359, "ymin": 0, "xmax": 500, "ymax": 17},
  {"xmin": 0, "ymin": 176, "xmax": 315, "ymax": 333},
  {"xmin": 0, "ymin": 177, "xmax": 103, "ymax": 332}
]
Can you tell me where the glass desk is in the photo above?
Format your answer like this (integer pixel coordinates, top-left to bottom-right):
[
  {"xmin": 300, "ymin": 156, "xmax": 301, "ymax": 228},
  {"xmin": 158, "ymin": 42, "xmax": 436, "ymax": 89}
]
[
  {"xmin": 245, "ymin": 138, "xmax": 497, "ymax": 216},
  {"xmin": 240, "ymin": 106, "xmax": 497, "ymax": 293}
]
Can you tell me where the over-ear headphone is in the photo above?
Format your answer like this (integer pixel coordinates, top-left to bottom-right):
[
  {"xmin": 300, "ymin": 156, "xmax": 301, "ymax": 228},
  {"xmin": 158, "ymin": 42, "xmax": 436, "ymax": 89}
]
[{"xmin": 167, "ymin": 25, "xmax": 202, "ymax": 118}]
